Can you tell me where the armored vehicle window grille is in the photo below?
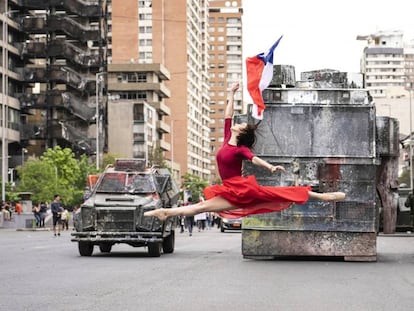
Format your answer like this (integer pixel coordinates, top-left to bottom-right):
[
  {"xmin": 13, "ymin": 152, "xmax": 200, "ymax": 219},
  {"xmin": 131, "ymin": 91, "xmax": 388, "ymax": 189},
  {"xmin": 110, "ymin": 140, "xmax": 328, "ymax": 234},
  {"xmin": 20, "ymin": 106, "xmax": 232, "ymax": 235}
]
[
  {"xmin": 96, "ymin": 209, "xmax": 135, "ymax": 231},
  {"xmin": 126, "ymin": 173, "xmax": 156, "ymax": 193},
  {"xmin": 96, "ymin": 172, "xmax": 127, "ymax": 193},
  {"xmin": 155, "ymin": 175, "xmax": 169, "ymax": 193}
]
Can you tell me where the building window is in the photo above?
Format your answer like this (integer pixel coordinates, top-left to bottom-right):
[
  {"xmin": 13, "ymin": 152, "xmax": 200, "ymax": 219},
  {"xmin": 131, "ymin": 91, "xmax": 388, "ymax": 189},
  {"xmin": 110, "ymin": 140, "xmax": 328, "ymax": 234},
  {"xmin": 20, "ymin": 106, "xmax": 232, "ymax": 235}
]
[
  {"xmin": 133, "ymin": 104, "xmax": 145, "ymax": 122},
  {"xmin": 138, "ymin": 73, "xmax": 147, "ymax": 82}
]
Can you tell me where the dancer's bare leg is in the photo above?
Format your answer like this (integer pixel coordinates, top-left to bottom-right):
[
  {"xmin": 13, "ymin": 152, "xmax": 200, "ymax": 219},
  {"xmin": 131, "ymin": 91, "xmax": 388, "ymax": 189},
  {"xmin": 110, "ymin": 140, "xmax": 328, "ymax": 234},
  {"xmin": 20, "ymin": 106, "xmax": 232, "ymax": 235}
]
[
  {"xmin": 308, "ymin": 191, "xmax": 345, "ymax": 201},
  {"xmin": 144, "ymin": 197, "xmax": 234, "ymax": 221}
]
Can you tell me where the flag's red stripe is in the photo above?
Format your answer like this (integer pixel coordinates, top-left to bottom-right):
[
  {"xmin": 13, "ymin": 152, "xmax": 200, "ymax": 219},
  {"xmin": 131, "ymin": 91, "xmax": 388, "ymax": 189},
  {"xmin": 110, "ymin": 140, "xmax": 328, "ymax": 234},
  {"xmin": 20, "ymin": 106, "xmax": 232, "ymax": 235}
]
[{"xmin": 246, "ymin": 56, "xmax": 266, "ymax": 116}]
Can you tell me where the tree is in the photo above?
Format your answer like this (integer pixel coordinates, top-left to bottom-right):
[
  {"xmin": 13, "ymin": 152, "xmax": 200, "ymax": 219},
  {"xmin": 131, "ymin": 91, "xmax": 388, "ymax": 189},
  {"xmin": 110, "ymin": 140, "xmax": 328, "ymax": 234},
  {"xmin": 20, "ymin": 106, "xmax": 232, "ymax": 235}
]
[
  {"xmin": 181, "ymin": 173, "xmax": 209, "ymax": 202},
  {"xmin": 16, "ymin": 146, "xmax": 96, "ymax": 209},
  {"xmin": 102, "ymin": 153, "xmax": 119, "ymax": 169},
  {"xmin": 148, "ymin": 145, "xmax": 167, "ymax": 168}
]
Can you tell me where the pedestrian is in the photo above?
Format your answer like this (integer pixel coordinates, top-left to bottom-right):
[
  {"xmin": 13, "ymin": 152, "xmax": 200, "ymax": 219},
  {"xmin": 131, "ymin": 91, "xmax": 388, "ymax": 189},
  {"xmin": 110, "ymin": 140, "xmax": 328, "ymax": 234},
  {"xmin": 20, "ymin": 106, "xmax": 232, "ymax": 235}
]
[
  {"xmin": 32, "ymin": 203, "xmax": 41, "ymax": 227},
  {"xmin": 206, "ymin": 212, "xmax": 212, "ymax": 230},
  {"xmin": 185, "ymin": 197, "xmax": 195, "ymax": 236},
  {"xmin": 195, "ymin": 211, "xmax": 206, "ymax": 232},
  {"xmin": 145, "ymin": 82, "xmax": 345, "ymax": 221},
  {"xmin": 61, "ymin": 209, "xmax": 70, "ymax": 230},
  {"xmin": 15, "ymin": 201, "xmax": 22, "ymax": 215},
  {"xmin": 4, "ymin": 201, "xmax": 12, "ymax": 220},
  {"xmin": 39, "ymin": 202, "xmax": 48, "ymax": 227},
  {"xmin": 179, "ymin": 216, "xmax": 185, "ymax": 233},
  {"xmin": 51, "ymin": 194, "xmax": 63, "ymax": 237}
]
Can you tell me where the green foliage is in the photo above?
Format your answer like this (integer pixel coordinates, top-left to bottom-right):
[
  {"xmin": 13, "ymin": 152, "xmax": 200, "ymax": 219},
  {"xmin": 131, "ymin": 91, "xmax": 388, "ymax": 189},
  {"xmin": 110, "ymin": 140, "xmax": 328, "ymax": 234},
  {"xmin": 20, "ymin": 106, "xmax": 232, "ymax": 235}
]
[
  {"xmin": 148, "ymin": 145, "xmax": 166, "ymax": 168},
  {"xmin": 102, "ymin": 153, "xmax": 118, "ymax": 169},
  {"xmin": 181, "ymin": 173, "xmax": 209, "ymax": 202},
  {"xmin": 5, "ymin": 182, "xmax": 20, "ymax": 202},
  {"xmin": 16, "ymin": 146, "xmax": 96, "ymax": 208}
]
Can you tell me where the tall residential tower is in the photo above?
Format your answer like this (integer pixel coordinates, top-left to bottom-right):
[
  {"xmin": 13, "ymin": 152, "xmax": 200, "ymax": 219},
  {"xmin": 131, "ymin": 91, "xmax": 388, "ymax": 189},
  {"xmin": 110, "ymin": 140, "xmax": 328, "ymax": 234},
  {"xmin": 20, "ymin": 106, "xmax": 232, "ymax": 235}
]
[{"xmin": 208, "ymin": 0, "xmax": 243, "ymax": 182}]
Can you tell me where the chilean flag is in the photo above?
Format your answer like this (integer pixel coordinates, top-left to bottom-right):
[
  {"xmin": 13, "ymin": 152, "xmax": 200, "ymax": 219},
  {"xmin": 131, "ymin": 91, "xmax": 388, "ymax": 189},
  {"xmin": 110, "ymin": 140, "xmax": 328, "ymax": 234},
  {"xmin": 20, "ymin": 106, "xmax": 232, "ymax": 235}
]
[{"xmin": 246, "ymin": 36, "xmax": 283, "ymax": 119}]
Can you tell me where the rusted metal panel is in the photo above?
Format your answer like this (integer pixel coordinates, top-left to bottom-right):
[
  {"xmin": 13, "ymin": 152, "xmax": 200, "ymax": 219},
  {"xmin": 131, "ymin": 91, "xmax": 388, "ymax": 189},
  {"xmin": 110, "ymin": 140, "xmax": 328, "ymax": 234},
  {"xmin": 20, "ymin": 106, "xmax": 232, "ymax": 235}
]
[
  {"xmin": 242, "ymin": 230, "xmax": 377, "ymax": 261},
  {"xmin": 376, "ymin": 117, "xmax": 400, "ymax": 157},
  {"xmin": 241, "ymin": 84, "xmax": 382, "ymax": 260},
  {"xmin": 263, "ymin": 88, "xmax": 369, "ymax": 106},
  {"xmin": 243, "ymin": 160, "xmax": 377, "ymax": 233},
  {"xmin": 270, "ymin": 65, "xmax": 296, "ymax": 87},
  {"xmin": 251, "ymin": 102, "xmax": 375, "ymax": 158}
]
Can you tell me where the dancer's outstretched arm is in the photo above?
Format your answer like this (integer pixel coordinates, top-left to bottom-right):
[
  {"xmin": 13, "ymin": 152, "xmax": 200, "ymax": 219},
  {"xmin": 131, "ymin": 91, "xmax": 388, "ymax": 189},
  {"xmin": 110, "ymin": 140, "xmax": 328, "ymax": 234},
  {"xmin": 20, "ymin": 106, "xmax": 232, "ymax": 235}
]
[
  {"xmin": 225, "ymin": 82, "xmax": 239, "ymax": 118},
  {"xmin": 251, "ymin": 156, "xmax": 285, "ymax": 173}
]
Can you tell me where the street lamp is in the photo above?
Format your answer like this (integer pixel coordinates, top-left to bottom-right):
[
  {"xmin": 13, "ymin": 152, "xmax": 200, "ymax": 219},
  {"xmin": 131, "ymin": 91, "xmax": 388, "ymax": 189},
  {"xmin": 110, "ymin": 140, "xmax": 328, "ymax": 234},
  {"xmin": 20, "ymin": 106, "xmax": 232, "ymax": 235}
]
[
  {"xmin": 1, "ymin": 10, "xmax": 18, "ymax": 202},
  {"xmin": 95, "ymin": 72, "xmax": 106, "ymax": 170}
]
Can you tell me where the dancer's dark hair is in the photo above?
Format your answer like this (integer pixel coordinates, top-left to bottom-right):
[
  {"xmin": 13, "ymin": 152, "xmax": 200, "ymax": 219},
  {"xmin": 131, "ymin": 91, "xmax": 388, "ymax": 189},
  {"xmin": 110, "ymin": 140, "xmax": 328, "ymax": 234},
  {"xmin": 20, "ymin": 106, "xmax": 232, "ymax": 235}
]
[{"xmin": 237, "ymin": 122, "xmax": 259, "ymax": 148}]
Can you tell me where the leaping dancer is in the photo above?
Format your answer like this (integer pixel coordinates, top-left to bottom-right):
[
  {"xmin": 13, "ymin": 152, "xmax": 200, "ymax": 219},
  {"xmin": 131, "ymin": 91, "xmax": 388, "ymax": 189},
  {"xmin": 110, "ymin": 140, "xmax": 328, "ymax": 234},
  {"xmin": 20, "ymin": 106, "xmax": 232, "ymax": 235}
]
[{"xmin": 144, "ymin": 82, "xmax": 345, "ymax": 221}]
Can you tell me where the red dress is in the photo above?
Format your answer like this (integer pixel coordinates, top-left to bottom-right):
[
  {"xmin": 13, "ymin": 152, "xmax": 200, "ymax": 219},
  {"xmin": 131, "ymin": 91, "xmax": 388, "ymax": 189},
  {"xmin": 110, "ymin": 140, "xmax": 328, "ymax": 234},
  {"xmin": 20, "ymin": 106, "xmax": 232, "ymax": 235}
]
[{"xmin": 203, "ymin": 118, "xmax": 311, "ymax": 219}]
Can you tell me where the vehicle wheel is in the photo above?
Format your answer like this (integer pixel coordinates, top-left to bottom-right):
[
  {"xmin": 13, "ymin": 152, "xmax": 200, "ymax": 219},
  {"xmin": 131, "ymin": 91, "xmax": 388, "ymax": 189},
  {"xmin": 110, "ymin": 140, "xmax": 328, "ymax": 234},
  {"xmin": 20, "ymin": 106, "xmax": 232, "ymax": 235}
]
[
  {"xmin": 148, "ymin": 242, "xmax": 161, "ymax": 257},
  {"xmin": 99, "ymin": 243, "xmax": 112, "ymax": 253},
  {"xmin": 162, "ymin": 230, "xmax": 175, "ymax": 254},
  {"xmin": 78, "ymin": 242, "xmax": 94, "ymax": 256}
]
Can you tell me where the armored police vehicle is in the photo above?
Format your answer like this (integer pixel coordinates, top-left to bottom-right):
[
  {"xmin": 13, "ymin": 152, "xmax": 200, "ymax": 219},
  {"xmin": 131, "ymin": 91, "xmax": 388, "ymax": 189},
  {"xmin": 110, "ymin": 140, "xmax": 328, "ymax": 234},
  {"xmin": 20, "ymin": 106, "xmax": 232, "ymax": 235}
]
[{"xmin": 71, "ymin": 159, "xmax": 180, "ymax": 257}]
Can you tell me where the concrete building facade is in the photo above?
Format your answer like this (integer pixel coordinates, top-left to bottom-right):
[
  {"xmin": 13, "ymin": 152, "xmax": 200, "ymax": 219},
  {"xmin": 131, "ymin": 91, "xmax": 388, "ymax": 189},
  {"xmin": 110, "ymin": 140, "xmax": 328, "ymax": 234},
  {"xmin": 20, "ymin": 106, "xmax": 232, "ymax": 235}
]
[
  {"xmin": 156, "ymin": 0, "xmax": 211, "ymax": 181},
  {"xmin": 358, "ymin": 30, "xmax": 414, "ymax": 135},
  {"xmin": 108, "ymin": 1, "xmax": 174, "ymax": 174},
  {"xmin": 208, "ymin": 0, "xmax": 243, "ymax": 182},
  {"xmin": 1, "ymin": 0, "xmax": 107, "ymax": 198},
  {"xmin": 109, "ymin": 0, "xmax": 211, "ymax": 182}
]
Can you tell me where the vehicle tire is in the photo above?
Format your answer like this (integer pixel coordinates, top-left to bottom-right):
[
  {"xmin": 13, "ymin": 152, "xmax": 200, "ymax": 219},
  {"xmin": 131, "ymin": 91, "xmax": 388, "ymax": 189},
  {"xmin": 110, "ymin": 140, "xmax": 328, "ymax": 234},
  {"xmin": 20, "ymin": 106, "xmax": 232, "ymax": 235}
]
[
  {"xmin": 78, "ymin": 242, "xmax": 94, "ymax": 256},
  {"xmin": 99, "ymin": 243, "xmax": 112, "ymax": 253},
  {"xmin": 148, "ymin": 242, "xmax": 161, "ymax": 257},
  {"xmin": 162, "ymin": 230, "xmax": 175, "ymax": 254}
]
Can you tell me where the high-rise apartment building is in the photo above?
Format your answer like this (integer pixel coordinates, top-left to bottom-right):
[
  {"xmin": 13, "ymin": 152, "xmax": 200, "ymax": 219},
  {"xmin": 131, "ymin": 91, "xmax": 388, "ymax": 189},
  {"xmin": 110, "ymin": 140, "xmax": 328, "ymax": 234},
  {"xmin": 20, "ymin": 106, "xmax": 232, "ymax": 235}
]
[
  {"xmin": 155, "ymin": 0, "xmax": 211, "ymax": 180},
  {"xmin": 208, "ymin": 0, "xmax": 243, "ymax": 182},
  {"xmin": 109, "ymin": 0, "xmax": 211, "ymax": 182},
  {"xmin": 107, "ymin": 1, "xmax": 172, "ymax": 173},
  {"xmin": 358, "ymin": 30, "xmax": 406, "ymax": 98},
  {"xmin": 358, "ymin": 30, "xmax": 414, "ymax": 135},
  {"xmin": 1, "ymin": 1, "xmax": 107, "ymax": 197},
  {"xmin": 1, "ymin": 5, "xmax": 23, "ymax": 197}
]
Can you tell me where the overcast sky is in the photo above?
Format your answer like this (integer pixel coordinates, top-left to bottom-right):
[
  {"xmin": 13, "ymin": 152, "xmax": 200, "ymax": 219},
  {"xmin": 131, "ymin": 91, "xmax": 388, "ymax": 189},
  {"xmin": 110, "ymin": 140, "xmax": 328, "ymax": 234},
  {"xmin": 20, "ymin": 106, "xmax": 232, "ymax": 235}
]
[{"xmin": 242, "ymin": 0, "xmax": 414, "ymax": 77}]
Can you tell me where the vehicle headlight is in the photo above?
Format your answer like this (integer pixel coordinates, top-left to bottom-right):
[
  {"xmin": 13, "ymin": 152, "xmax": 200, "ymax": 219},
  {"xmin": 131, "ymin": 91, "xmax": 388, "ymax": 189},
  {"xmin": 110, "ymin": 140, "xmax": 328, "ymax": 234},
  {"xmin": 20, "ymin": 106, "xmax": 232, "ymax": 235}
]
[{"xmin": 222, "ymin": 218, "xmax": 229, "ymax": 223}]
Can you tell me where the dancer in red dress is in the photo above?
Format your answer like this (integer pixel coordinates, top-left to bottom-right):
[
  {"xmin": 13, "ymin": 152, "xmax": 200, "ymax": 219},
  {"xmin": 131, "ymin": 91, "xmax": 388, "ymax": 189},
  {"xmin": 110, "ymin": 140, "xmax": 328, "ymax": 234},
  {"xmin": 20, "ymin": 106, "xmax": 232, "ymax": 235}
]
[{"xmin": 145, "ymin": 83, "xmax": 345, "ymax": 221}]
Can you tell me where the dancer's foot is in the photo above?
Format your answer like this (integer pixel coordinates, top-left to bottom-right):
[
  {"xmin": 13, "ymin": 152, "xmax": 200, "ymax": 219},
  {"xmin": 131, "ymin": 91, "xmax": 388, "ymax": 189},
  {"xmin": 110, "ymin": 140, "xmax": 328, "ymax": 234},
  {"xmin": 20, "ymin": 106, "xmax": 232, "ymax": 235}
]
[
  {"xmin": 318, "ymin": 192, "xmax": 346, "ymax": 201},
  {"xmin": 144, "ymin": 209, "xmax": 168, "ymax": 221}
]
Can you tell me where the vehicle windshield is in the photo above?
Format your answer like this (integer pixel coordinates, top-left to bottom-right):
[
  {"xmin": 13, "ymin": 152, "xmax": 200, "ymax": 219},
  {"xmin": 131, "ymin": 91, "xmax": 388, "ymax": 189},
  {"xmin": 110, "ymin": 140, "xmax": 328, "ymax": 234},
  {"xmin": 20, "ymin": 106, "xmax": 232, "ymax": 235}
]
[
  {"xmin": 95, "ymin": 172, "xmax": 156, "ymax": 193},
  {"xmin": 96, "ymin": 173, "xmax": 127, "ymax": 193},
  {"xmin": 127, "ymin": 174, "xmax": 157, "ymax": 193}
]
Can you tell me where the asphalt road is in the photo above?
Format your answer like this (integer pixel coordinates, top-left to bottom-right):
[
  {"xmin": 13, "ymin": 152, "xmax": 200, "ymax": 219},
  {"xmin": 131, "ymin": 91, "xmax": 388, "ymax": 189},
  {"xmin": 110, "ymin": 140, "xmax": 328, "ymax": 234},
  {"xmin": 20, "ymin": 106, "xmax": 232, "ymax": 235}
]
[{"xmin": 1, "ymin": 227, "xmax": 414, "ymax": 311}]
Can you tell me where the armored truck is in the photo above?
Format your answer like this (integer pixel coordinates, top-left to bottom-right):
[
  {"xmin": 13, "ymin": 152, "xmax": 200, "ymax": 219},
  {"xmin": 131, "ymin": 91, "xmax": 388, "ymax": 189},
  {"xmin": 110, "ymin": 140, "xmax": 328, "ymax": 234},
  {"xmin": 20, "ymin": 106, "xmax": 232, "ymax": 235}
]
[{"xmin": 71, "ymin": 159, "xmax": 180, "ymax": 257}]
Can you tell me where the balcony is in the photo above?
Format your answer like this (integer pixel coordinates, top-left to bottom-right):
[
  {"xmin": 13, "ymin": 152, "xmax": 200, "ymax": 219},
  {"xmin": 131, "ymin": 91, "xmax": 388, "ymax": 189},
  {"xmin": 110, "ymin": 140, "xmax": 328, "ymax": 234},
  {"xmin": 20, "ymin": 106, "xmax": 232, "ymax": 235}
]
[
  {"xmin": 156, "ymin": 120, "xmax": 170, "ymax": 134},
  {"xmin": 18, "ymin": 40, "xmax": 103, "ymax": 68},
  {"xmin": 21, "ymin": 16, "xmax": 102, "ymax": 42},
  {"xmin": 12, "ymin": 0, "xmax": 103, "ymax": 17},
  {"xmin": 23, "ymin": 66, "xmax": 94, "ymax": 92}
]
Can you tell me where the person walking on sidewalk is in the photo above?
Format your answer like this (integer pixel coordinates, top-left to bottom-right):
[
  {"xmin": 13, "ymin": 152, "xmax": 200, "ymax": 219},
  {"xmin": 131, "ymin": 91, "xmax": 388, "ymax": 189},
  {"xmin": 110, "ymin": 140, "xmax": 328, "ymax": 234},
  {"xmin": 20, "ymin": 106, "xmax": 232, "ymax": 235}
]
[
  {"xmin": 51, "ymin": 194, "xmax": 63, "ymax": 237},
  {"xmin": 185, "ymin": 197, "xmax": 195, "ymax": 236}
]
